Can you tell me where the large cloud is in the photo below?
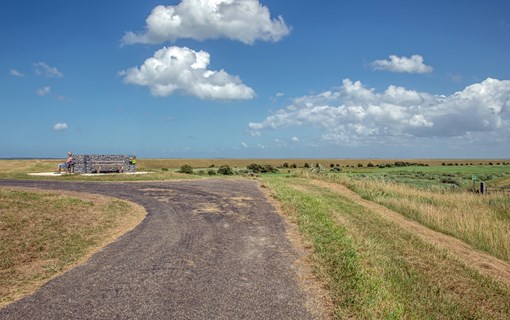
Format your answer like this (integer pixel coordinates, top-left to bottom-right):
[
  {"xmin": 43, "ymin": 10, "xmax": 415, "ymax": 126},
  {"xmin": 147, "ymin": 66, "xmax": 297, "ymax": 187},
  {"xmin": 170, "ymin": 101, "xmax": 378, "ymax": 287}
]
[
  {"xmin": 371, "ymin": 55, "xmax": 433, "ymax": 73},
  {"xmin": 122, "ymin": 0, "xmax": 290, "ymax": 45},
  {"xmin": 249, "ymin": 78, "xmax": 510, "ymax": 145},
  {"xmin": 120, "ymin": 46, "xmax": 255, "ymax": 100}
]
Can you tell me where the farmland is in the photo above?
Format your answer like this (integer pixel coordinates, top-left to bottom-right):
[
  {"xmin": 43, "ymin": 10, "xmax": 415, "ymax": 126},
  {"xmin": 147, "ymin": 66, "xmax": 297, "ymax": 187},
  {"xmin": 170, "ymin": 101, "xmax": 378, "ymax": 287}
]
[{"xmin": 1, "ymin": 159, "xmax": 510, "ymax": 318}]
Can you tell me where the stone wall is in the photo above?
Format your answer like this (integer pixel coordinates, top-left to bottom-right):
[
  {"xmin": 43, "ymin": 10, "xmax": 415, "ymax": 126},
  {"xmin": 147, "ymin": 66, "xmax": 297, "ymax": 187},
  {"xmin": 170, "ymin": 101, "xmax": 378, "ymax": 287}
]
[{"xmin": 72, "ymin": 155, "xmax": 136, "ymax": 174}]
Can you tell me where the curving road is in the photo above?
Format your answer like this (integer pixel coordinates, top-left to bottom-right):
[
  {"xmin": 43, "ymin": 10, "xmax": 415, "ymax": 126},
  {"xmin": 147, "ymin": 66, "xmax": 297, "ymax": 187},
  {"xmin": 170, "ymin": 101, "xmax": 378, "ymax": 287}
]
[{"xmin": 0, "ymin": 179, "xmax": 319, "ymax": 320}]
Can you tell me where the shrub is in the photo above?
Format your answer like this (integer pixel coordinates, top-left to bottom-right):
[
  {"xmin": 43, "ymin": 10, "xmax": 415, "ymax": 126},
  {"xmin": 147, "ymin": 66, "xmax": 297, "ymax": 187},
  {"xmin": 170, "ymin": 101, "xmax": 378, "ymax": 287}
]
[
  {"xmin": 358, "ymin": 163, "xmax": 363, "ymax": 167},
  {"xmin": 291, "ymin": 163, "xmax": 297, "ymax": 168},
  {"xmin": 247, "ymin": 163, "xmax": 279, "ymax": 173},
  {"xmin": 161, "ymin": 168, "xmax": 169, "ymax": 171},
  {"xmin": 367, "ymin": 162, "xmax": 374, "ymax": 167},
  {"xmin": 330, "ymin": 167, "xmax": 342, "ymax": 172},
  {"xmin": 218, "ymin": 165, "xmax": 234, "ymax": 175},
  {"xmin": 282, "ymin": 162, "xmax": 289, "ymax": 168},
  {"xmin": 441, "ymin": 177, "xmax": 461, "ymax": 187},
  {"xmin": 309, "ymin": 163, "xmax": 327, "ymax": 174},
  {"xmin": 330, "ymin": 163, "xmax": 335, "ymax": 168},
  {"xmin": 304, "ymin": 162, "xmax": 310, "ymax": 168},
  {"xmin": 178, "ymin": 164, "xmax": 194, "ymax": 174},
  {"xmin": 197, "ymin": 170, "xmax": 206, "ymax": 175},
  {"xmin": 207, "ymin": 169, "xmax": 217, "ymax": 176},
  {"xmin": 247, "ymin": 163, "xmax": 263, "ymax": 172}
]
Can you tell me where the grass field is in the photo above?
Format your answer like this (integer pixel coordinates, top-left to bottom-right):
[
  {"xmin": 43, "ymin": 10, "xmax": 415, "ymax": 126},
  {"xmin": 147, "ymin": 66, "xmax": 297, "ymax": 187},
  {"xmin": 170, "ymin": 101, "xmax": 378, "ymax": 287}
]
[
  {"xmin": 309, "ymin": 172, "xmax": 510, "ymax": 262},
  {"xmin": 0, "ymin": 188, "xmax": 146, "ymax": 307},
  {"xmin": 1, "ymin": 159, "xmax": 510, "ymax": 318},
  {"xmin": 262, "ymin": 175, "xmax": 510, "ymax": 319}
]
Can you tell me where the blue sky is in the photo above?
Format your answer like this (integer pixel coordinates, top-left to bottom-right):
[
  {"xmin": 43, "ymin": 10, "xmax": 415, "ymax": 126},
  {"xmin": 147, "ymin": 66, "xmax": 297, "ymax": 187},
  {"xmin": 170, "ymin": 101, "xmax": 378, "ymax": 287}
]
[{"xmin": 1, "ymin": 0, "xmax": 509, "ymax": 159}]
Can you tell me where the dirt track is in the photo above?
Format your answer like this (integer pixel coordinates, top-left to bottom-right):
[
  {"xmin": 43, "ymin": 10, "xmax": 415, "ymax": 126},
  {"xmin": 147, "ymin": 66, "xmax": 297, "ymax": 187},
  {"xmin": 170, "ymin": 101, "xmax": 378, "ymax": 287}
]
[
  {"xmin": 311, "ymin": 179, "xmax": 510, "ymax": 287},
  {"xmin": 0, "ymin": 179, "xmax": 322, "ymax": 320}
]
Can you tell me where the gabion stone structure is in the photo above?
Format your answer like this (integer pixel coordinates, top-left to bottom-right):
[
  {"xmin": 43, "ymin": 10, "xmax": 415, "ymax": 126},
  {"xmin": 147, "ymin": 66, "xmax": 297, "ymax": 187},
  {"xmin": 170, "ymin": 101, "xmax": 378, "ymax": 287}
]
[{"xmin": 72, "ymin": 155, "xmax": 136, "ymax": 174}]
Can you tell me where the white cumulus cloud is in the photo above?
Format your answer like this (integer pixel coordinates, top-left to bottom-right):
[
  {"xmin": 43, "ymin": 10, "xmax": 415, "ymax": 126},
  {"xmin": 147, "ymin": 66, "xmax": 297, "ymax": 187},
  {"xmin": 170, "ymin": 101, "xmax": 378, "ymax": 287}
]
[
  {"xmin": 52, "ymin": 122, "xmax": 68, "ymax": 131},
  {"xmin": 241, "ymin": 142, "xmax": 248, "ymax": 148},
  {"xmin": 122, "ymin": 0, "xmax": 290, "ymax": 45},
  {"xmin": 120, "ymin": 46, "xmax": 255, "ymax": 100},
  {"xmin": 34, "ymin": 62, "xmax": 63, "ymax": 78},
  {"xmin": 371, "ymin": 54, "xmax": 433, "ymax": 73},
  {"xmin": 248, "ymin": 78, "xmax": 510, "ymax": 145},
  {"xmin": 37, "ymin": 86, "xmax": 51, "ymax": 96}
]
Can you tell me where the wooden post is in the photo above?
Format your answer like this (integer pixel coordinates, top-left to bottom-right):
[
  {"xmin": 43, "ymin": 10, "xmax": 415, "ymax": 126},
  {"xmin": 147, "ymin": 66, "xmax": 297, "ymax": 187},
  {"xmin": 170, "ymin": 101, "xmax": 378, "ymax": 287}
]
[{"xmin": 480, "ymin": 181, "xmax": 487, "ymax": 194}]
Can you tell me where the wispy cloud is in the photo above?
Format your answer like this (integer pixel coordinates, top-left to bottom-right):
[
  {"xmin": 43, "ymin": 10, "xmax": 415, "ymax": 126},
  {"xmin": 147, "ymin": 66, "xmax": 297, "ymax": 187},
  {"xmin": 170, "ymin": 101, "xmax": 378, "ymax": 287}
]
[
  {"xmin": 36, "ymin": 86, "xmax": 51, "ymax": 96},
  {"xmin": 34, "ymin": 62, "xmax": 63, "ymax": 78},
  {"xmin": 370, "ymin": 54, "xmax": 433, "ymax": 74},
  {"xmin": 10, "ymin": 69, "xmax": 24, "ymax": 77},
  {"xmin": 447, "ymin": 73, "xmax": 463, "ymax": 83},
  {"xmin": 52, "ymin": 122, "xmax": 68, "ymax": 131},
  {"xmin": 241, "ymin": 142, "xmax": 248, "ymax": 148},
  {"xmin": 122, "ymin": 0, "xmax": 290, "ymax": 45},
  {"xmin": 120, "ymin": 46, "xmax": 254, "ymax": 100}
]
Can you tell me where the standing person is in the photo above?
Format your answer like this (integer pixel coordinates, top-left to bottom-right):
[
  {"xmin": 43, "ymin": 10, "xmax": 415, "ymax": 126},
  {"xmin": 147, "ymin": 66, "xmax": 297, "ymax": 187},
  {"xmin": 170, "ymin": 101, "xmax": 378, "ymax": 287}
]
[{"xmin": 58, "ymin": 152, "xmax": 74, "ymax": 173}]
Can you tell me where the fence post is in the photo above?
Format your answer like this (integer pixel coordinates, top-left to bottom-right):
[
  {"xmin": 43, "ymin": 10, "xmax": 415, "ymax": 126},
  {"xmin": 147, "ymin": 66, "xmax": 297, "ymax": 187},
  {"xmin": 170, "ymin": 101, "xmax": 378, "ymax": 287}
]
[{"xmin": 480, "ymin": 181, "xmax": 487, "ymax": 194}]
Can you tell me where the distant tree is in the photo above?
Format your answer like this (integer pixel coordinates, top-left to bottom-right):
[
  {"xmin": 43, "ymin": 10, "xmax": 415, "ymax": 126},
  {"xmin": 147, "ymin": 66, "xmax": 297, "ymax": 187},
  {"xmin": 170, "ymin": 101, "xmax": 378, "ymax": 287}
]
[
  {"xmin": 358, "ymin": 163, "xmax": 363, "ymax": 167},
  {"xmin": 291, "ymin": 163, "xmax": 297, "ymax": 168},
  {"xmin": 367, "ymin": 162, "xmax": 374, "ymax": 167},
  {"xmin": 304, "ymin": 162, "xmax": 310, "ymax": 168},
  {"xmin": 330, "ymin": 163, "xmax": 335, "ymax": 168}
]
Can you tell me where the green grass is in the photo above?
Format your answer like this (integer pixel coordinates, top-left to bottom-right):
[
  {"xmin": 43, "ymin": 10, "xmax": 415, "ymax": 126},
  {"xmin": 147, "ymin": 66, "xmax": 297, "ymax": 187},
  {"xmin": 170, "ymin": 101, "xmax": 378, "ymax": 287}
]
[
  {"xmin": 331, "ymin": 165, "xmax": 510, "ymax": 191},
  {"xmin": 262, "ymin": 176, "xmax": 510, "ymax": 319}
]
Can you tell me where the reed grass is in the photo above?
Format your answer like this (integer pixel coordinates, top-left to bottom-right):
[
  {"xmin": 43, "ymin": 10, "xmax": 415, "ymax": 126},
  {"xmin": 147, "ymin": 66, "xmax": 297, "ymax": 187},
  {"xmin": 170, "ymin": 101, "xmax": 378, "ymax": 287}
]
[{"xmin": 307, "ymin": 172, "xmax": 510, "ymax": 263}]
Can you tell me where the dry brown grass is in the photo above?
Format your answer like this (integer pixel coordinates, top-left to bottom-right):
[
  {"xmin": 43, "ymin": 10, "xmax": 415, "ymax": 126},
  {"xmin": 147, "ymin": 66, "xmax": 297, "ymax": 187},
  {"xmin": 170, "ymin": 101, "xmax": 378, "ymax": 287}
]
[
  {"xmin": 316, "ymin": 173, "xmax": 510, "ymax": 263},
  {"xmin": 0, "ymin": 187, "xmax": 146, "ymax": 308},
  {"xmin": 0, "ymin": 159, "xmax": 58, "ymax": 173}
]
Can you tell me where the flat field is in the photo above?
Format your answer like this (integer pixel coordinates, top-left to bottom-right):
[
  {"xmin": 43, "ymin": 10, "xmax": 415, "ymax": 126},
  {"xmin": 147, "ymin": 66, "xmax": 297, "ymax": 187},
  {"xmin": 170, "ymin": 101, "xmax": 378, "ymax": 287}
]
[{"xmin": 1, "ymin": 159, "xmax": 510, "ymax": 318}]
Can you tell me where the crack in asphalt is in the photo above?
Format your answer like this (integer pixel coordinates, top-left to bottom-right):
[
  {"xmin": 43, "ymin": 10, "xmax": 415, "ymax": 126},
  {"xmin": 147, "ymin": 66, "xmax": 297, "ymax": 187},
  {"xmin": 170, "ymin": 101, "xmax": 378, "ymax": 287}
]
[{"xmin": 0, "ymin": 179, "xmax": 318, "ymax": 320}]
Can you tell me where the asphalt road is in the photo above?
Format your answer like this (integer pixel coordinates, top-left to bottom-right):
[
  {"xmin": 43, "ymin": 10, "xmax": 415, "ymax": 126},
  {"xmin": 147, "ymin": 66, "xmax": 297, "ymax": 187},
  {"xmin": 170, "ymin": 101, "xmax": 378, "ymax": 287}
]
[{"xmin": 0, "ymin": 179, "xmax": 319, "ymax": 320}]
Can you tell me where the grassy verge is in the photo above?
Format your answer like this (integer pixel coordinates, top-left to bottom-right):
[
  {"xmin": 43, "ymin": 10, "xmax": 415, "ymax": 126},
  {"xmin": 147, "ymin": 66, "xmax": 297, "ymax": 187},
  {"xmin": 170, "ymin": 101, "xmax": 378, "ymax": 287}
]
[
  {"xmin": 262, "ymin": 176, "xmax": 510, "ymax": 319},
  {"xmin": 0, "ymin": 188, "xmax": 146, "ymax": 307},
  {"xmin": 304, "ymin": 172, "xmax": 510, "ymax": 263}
]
